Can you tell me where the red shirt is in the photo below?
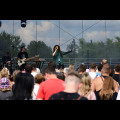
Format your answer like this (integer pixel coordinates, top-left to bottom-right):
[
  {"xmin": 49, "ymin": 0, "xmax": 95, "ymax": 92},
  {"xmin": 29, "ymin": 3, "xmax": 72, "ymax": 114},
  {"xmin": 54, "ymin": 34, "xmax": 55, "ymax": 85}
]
[{"xmin": 36, "ymin": 78, "xmax": 65, "ymax": 100}]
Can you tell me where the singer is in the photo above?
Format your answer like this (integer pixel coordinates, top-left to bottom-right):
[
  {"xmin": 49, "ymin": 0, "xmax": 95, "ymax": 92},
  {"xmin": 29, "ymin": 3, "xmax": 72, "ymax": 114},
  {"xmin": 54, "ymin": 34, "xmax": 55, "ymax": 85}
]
[{"xmin": 52, "ymin": 45, "xmax": 74, "ymax": 69}]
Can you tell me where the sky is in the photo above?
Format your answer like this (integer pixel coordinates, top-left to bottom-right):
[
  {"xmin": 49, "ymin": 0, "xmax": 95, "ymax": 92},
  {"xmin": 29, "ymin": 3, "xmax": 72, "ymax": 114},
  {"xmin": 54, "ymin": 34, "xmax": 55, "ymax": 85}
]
[{"xmin": 0, "ymin": 20, "xmax": 120, "ymax": 51}]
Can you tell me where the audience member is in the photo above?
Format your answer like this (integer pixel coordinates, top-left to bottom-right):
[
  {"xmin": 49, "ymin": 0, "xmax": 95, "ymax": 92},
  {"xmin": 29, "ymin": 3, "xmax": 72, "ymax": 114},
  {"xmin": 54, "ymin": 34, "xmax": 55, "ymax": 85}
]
[
  {"xmin": 98, "ymin": 76, "xmax": 118, "ymax": 100},
  {"xmin": 78, "ymin": 64, "xmax": 86, "ymax": 75},
  {"xmin": 0, "ymin": 58, "xmax": 119, "ymax": 101},
  {"xmin": 48, "ymin": 61, "xmax": 57, "ymax": 70},
  {"xmin": 113, "ymin": 64, "xmax": 120, "ymax": 84},
  {"xmin": 36, "ymin": 67, "xmax": 65, "ymax": 100},
  {"xmin": 24, "ymin": 64, "xmax": 33, "ymax": 74},
  {"xmin": 49, "ymin": 71, "xmax": 88, "ymax": 100},
  {"xmin": 11, "ymin": 72, "xmax": 34, "ymax": 100},
  {"xmin": 101, "ymin": 59, "xmax": 108, "ymax": 65},
  {"xmin": 91, "ymin": 64, "xmax": 119, "ymax": 99},
  {"xmin": 63, "ymin": 68, "xmax": 71, "ymax": 78},
  {"xmin": 31, "ymin": 63, "xmax": 38, "ymax": 78},
  {"xmin": 32, "ymin": 73, "xmax": 44, "ymax": 100},
  {"xmin": 57, "ymin": 72, "xmax": 65, "ymax": 81},
  {"xmin": 89, "ymin": 63, "xmax": 97, "ymax": 80},
  {"xmin": 96, "ymin": 64, "xmax": 103, "ymax": 77},
  {"xmin": 78, "ymin": 72, "xmax": 96, "ymax": 100},
  {"xmin": 109, "ymin": 69, "xmax": 114, "ymax": 77},
  {"xmin": 11, "ymin": 70, "xmax": 21, "ymax": 93},
  {"xmin": 0, "ymin": 68, "xmax": 13, "ymax": 100},
  {"xmin": 69, "ymin": 64, "xmax": 75, "ymax": 71}
]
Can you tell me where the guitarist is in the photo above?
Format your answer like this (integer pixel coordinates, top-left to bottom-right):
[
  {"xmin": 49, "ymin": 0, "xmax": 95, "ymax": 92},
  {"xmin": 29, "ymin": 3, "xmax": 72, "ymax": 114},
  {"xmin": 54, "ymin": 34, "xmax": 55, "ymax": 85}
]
[{"xmin": 18, "ymin": 46, "xmax": 28, "ymax": 71}]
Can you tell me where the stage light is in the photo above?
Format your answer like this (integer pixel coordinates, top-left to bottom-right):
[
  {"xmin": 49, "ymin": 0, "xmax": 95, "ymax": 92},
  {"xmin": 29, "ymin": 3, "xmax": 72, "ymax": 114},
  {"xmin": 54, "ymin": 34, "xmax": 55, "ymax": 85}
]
[
  {"xmin": 21, "ymin": 20, "xmax": 27, "ymax": 28},
  {"xmin": 0, "ymin": 21, "xmax": 2, "ymax": 28}
]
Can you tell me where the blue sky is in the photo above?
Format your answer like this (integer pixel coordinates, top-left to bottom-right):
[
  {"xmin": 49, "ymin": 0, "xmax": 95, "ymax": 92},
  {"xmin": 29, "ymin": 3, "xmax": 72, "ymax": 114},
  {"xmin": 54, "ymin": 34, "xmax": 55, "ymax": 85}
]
[{"xmin": 0, "ymin": 20, "xmax": 120, "ymax": 51}]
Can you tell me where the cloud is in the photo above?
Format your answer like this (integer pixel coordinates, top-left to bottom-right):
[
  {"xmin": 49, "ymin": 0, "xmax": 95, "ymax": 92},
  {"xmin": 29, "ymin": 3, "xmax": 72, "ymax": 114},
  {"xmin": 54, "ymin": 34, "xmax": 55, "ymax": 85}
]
[
  {"xmin": 84, "ymin": 31, "xmax": 110, "ymax": 42},
  {"xmin": 16, "ymin": 22, "xmax": 35, "ymax": 44},
  {"xmin": 16, "ymin": 21, "xmax": 55, "ymax": 45},
  {"xmin": 37, "ymin": 21, "xmax": 54, "ymax": 32},
  {"xmin": 0, "ymin": 20, "xmax": 13, "ymax": 34},
  {"xmin": 1, "ymin": 20, "xmax": 120, "ymax": 51}
]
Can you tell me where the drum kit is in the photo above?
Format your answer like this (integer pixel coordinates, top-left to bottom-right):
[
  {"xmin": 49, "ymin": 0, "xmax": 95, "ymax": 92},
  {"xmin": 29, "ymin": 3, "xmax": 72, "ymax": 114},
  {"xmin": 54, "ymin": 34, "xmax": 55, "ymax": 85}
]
[{"xmin": 0, "ymin": 57, "xmax": 46, "ymax": 74}]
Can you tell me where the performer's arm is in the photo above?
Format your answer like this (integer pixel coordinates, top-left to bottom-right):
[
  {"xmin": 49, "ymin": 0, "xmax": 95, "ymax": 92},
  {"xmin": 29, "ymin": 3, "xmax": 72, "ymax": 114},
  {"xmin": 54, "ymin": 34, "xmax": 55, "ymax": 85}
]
[
  {"xmin": 62, "ymin": 48, "xmax": 74, "ymax": 55},
  {"xmin": 52, "ymin": 49, "xmax": 57, "ymax": 57}
]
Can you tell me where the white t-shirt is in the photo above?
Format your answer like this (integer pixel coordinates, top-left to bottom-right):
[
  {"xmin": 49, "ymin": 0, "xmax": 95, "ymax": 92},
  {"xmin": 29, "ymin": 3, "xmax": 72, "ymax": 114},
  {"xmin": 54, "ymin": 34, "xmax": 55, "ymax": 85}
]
[
  {"xmin": 31, "ymin": 72, "xmax": 38, "ymax": 78},
  {"xmin": 32, "ymin": 84, "xmax": 40, "ymax": 100},
  {"xmin": 31, "ymin": 68, "xmax": 40, "ymax": 78},
  {"xmin": 36, "ymin": 68, "xmax": 40, "ymax": 74},
  {"xmin": 89, "ymin": 72, "xmax": 97, "ymax": 80},
  {"xmin": 116, "ymin": 89, "xmax": 120, "ymax": 100}
]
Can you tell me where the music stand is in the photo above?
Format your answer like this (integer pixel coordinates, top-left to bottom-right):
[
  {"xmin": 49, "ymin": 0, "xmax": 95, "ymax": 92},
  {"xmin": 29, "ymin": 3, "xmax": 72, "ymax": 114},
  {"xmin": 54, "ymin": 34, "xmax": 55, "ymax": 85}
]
[{"xmin": 34, "ymin": 58, "xmax": 46, "ymax": 72}]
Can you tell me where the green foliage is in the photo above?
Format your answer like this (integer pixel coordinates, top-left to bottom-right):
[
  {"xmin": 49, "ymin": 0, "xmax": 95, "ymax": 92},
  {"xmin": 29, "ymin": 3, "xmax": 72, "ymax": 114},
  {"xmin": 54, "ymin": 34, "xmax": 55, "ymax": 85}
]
[
  {"xmin": 0, "ymin": 31, "xmax": 52, "ymax": 59},
  {"xmin": 67, "ymin": 37, "xmax": 120, "ymax": 59},
  {"xmin": 27, "ymin": 40, "xmax": 52, "ymax": 58},
  {"xmin": 66, "ymin": 39, "xmax": 78, "ymax": 58},
  {"xmin": 0, "ymin": 31, "xmax": 22, "ymax": 57},
  {"xmin": 1, "ymin": 30, "xmax": 120, "ymax": 60}
]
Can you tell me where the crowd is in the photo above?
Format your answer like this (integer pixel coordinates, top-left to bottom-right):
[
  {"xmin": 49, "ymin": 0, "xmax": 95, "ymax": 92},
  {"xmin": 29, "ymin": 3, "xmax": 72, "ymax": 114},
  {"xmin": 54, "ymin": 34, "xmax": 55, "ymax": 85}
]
[{"xmin": 0, "ymin": 58, "xmax": 120, "ymax": 100}]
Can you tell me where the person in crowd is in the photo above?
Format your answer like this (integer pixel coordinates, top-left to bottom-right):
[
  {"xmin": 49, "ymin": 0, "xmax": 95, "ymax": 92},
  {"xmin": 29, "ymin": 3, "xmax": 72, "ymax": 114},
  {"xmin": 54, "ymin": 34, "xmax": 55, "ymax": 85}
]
[
  {"xmin": 89, "ymin": 63, "xmax": 97, "ymax": 81},
  {"xmin": 52, "ymin": 45, "xmax": 74, "ymax": 70},
  {"xmin": 0, "ymin": 68, "xmax": 13, "ymax": 100},
  {"xmin": 11, "ymin": 72, "xmax": 34, "ymax": 100},
  {"xmin": 101, "ymin": 58, "xmax": 108, "ymax": 65},
  {"xmin": 113, "ymin": 64, "xmax": 120, "ymax": 84},
  {"xmin": 116, "ymin": 89, "xmax": 120, "ymax": 100},
  {"xmin": 32, "ymin": 73, "xmax": 44, "ymax": 100},
  {"xmin": 49, "ymin": 71, "xmax": 88, "ymax": 100},
  {"xmin": 57, "ymin": 72, "xmax": 65, "ymax": 81},
  {"xmin": 98, "ymin": 76, "xmax": 118, "ymax": 100},
  {"xmin": 36, "ymin": 67, "xmax": 65, "ymax": 100},
  {"xmin": 47, "ymin": 61, "xmax": 60, "ymax": 75},
  {"xmin": 63, "ymin": 67, "xmax": 72, "ymax": 78},
  {"xmin": 78, "ymin": 72, "xmax": 96, "ymax": 100},
  {"xmin": 11, "ymin": 70, "xmax": 21, "ymax": 93},
  {"xmin": 24, "ymin": 64, "xmax": 33, "ymax": 74},
  {"xmin": 78, "ymin": 64, "xmax": 87, "ymax": 75},
  {"xmin": 109, "ymin": 69, "xmax": 114, "ymax": 77},
  {"xmin": 91, "ymin": 64, "xmax": 119, "ymax": 100},
  {"xmin": 48, "ymin": 61, "xmax": 57, "ymax": 70},
  {"xmin": 69, "ymin": 64, "xmax": 75, "ymax": 71},
  {"xmin": 96, "ymin": 64, "xmax": 103, "ymax": 77},
  {"xmin": 12, "ymin": 70, "xmax": 21, "ymax": 82},
  {"xmin": 31, "ymin": 63, "xmax": 39, "ymax": 78}
]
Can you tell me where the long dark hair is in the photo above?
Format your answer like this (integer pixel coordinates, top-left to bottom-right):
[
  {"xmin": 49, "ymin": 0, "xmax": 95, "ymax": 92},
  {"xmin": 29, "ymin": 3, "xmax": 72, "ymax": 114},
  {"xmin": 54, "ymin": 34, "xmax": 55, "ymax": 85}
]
[
  {"xmin": 53, "ymin": 45, "xmax": 63, "ymax": 57},
  {"xmin": 12, "ymin": 72, "xmax": 34, "ymax": 100}
]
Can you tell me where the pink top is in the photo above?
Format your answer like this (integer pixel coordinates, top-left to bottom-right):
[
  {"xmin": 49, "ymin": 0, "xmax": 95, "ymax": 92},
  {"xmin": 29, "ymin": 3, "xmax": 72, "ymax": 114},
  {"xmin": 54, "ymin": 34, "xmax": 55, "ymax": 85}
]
[{"xmin": 86, "ymin": 91, "xmax": 96, "ymax": 100}]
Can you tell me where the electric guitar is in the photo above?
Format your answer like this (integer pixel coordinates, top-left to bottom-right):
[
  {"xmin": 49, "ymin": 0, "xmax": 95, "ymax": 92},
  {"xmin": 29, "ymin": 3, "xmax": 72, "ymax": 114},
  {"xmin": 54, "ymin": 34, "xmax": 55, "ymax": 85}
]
[{"xmin": 18, "ymin": 55, "xmax": 39, "ymax": 67}]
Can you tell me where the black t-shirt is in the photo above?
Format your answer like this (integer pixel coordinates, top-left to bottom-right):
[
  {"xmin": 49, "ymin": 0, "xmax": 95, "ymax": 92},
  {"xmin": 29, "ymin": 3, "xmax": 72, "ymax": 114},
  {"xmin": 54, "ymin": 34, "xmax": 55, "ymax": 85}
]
[
  {"xmin": 95, "ymin": 90, "xmax": 118, "ymax": 100},
  {"xmin": 113, "ymin": 74, "xmax": 120, "ymax": 84},
  {"xmin": 49, "ymin": 91, "xmax": 88, "ymax": 100},
  {"xmin": 18, "ymin": 52, "xmax": 28, "ymax": 59}
]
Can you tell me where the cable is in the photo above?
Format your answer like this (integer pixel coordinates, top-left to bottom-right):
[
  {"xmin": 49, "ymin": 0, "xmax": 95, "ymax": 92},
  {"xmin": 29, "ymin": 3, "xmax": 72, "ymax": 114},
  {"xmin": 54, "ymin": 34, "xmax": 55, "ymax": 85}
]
[
  {"xmin": 60, "ymin": 20, "xmax": 102, "ymax": 46},
  {"xmin": 48, "ymin": 20, "xmax": 80, "ymax": 41}
]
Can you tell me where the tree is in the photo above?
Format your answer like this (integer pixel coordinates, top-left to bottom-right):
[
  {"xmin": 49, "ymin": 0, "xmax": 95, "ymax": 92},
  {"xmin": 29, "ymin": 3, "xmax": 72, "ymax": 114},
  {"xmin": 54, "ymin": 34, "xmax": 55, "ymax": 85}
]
[
  {"xmin": 27, "ymin": 40, "xmax": 52, "ymax": 58},
  {"xmin": 0, "ymin": 31, "xmax": 22, "ymax": 58},
  {"xmin": 66, "ymin": 39, "xmax": 78, "ymax": 58}
]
